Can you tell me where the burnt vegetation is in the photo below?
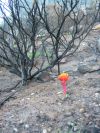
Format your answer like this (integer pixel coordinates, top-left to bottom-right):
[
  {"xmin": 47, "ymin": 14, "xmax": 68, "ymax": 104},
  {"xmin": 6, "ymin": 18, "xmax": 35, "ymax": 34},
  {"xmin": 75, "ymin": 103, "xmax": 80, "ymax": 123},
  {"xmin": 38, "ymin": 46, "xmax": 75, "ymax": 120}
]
[{"xmin": 0, "ymin": 0, "xmax": 99, "ymax": 85}]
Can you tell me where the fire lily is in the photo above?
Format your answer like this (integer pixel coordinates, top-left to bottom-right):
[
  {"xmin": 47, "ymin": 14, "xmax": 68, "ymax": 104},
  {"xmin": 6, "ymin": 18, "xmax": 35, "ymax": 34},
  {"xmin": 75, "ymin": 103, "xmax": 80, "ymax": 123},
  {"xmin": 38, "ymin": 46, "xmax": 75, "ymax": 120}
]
[{"xmin": 58, "ymin": 72, "xmax": 69, "ymax": 95}]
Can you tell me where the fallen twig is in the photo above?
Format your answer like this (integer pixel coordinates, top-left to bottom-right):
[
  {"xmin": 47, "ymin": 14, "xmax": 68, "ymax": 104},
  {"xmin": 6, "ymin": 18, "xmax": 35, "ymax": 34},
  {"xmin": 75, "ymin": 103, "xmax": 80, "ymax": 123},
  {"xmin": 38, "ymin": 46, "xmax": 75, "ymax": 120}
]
[
  {"xmin": 0, "ymin": 80, "xmax": 21, "ymax": 92},
  {"xmin": 0, "ymin": 90, "xmax": 18, "ymax": 108},
  {"xmin": 0, "ymin": 81, "xmax": 22, "ymax": 108}
]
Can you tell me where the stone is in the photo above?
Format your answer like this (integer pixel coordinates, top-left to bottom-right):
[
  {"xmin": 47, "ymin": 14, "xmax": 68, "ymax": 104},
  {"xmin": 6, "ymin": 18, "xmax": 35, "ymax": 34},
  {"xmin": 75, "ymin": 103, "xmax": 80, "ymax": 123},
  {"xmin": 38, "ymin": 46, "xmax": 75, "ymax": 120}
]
[
  {"xmin": 79, "ymin": 108, "xmax": 85, "ymax": 113},
  {"xmin": 26, "ymin": 97, "xmax": 30, "ymax": 100},
  {"xmin": 78, "ymin": 61, "xmax": 100, "ymax": 74},
  {"xmin": 67, "ymin": 122, "xmax": 74, "ymax": 126},
  {"xmin": 24, "ymin": 124, "xmax": 29, "ymax": 129},
  {"xmin": 73, "ymin": 126, "xmax": 78, "ymax": 132},
  {"xmin": 57, "ymin": 91, "xmax": 63, "ymax": 95},
  {"xmin": 43, "ymin": 129, "xmax": 47, "ymax": 133},
  {"xmin": 58, "ymin": 102, "xmax": 62, "ymax": 106},
  {"xmin": 60, "ymin": 58, "xmax": 66, "ymax": 64},
  {"xmin": 13, "ymin": 127, "xmax": 18, "ymax": 132},
  {"xmin": 19, "ymin": 120, "xmax": 24, "ymax": 124},
  {"xmin": 31, "ymin": 93, "xmax": 35, "ymax": 96},
  {"xmin": 95, "ymin": 93, "xmax": 100, "ymax": 98},
  {"xmin": 78, "ymin": 63, "xmax": 90, "ymax": 74},
  {"xmin": 64, "ymin": 112, "xmax": 72, "ymax": 117},
  {"xmin": 47, "ymin": 127, "xmax": 52, "ymax": 132}
]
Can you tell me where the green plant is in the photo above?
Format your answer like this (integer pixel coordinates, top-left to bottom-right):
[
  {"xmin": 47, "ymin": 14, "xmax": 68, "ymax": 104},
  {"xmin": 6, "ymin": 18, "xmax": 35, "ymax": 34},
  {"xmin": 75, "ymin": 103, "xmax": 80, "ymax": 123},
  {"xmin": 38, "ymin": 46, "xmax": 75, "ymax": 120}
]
[{"xmin": 27, "ymin": 51, "xmax": 41, "ymax": 59}]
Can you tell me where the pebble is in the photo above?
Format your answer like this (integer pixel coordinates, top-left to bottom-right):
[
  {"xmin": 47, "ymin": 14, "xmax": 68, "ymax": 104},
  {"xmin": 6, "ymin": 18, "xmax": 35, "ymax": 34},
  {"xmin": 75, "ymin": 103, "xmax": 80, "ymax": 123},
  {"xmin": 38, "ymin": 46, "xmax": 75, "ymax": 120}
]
[
  {"xmin": 11, "ymin": 89, "xmax": 16, "ymax": 92},
  {"xmin": 47, "ymin": 127, "xmax": 52, "ymax": 132},
  {"xmin": 31, "ymin": 93, "xmax": 35, "ymax": 96},
  {"xmin": 43, "ymin": 129, "xmax": 47, "ymax": 133},
  {"xmin": 19, "ymin": 120, "xmax": 23, "ymax": 124},
  {"xmin": 67, "ymin": 122, "xmax": 74, "ymax": 126},
  {"xmin": 89, "ymin": 121, "xmax": 92, "ymax": 125},
  {"xmin": 95, "ymin": 93, "xmax": 99, "ymax": 98},
  {"xmin": 41, "ymin": 124, "xmax": 44, "ymax": 127},
  {"xmin": 73, "ymin": 126, "xmax": 78, "ymax": 132},
  {"xmin": 64, "ymin": 112, "xmax": 72, "ymax": 117},
  {"xmin": 26, "ymin": 98, "xmax": 30, "ymax": 100},
  {"xmin": 94, "ymin": 104, "xmax": 99, "ymax": 107},
  {"xmin": 79, "ymin": 108, "xmax": 85, "ymax": 113},
  {"xmin": 40, "ymin": 111, "xmax": 43, "ymax": 114},
  {"xmin": 57, "ymin": 91, "xmax": 63, "ymax": 94},
  {"xmin": 13, "ymin": 127, "xmax": 18, "ymax": 132},
  {"xmin": 21, "ymin": 99, "xmax": 24, "ymax": 102},
  {"xmin": 58, "ymin": 102, "xmax": 62, "ymax": 106},
  {"xmin": 24, "ymin": 124, "xmax": 29, "ymax": 129}
]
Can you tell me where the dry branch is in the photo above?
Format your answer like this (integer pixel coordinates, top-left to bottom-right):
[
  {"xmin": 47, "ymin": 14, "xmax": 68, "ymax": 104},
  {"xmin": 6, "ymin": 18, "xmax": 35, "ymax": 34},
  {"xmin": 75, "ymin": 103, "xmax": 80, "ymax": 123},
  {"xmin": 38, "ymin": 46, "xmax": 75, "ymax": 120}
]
[
  {"xmin": 0, "ymin": 81, "xmax": 22, "ymax": 107},
  {"xmin": 0, "ymin": 0, "xmax": 99, "ymax": 84}
]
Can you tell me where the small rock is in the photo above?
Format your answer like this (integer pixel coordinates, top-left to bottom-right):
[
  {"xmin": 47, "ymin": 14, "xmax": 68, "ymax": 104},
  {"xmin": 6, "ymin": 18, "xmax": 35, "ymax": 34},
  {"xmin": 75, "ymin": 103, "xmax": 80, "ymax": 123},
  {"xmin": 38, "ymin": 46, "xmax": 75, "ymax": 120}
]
[
  {"xmin": 31, "ymin": 93, "xmax": 35, "ymax": 96},
  {"xmin": 94, "ymin": 104, "xmax": 99, "ymax": 107},
  {"xmin": 58, "ymin": 102, "xmax": 62, "ymax": 106},
  {"xmin": 79, "ymin": 108, "xmax": 85, "ymax": 113},
  {"xmin": 60, "ymin": 58, "xmax": 66, "ymax": 64},
  {"xmin": 41, "ymin": 124, "xmax": 44, "ymax": 127},
  {"xmin": 26, "ymin": 97, "xmax": 30, "ymax": 100},
  {"xmin": 43, "ymin": 129, "xmax": 47, "ymax": 133},
  {"xmin": 95, "ymin": 93, "xmax": 99, "ymax": 98},
  {"xmin": 78, "ymin": 61, "xmax": 100, "ymax": 74},
  {"xmin": 24, "ymin": 124, "xmax": 29, "ymax": 129},
  {"xmin": 19, "ymin": 120, "xmax": 24, "ymax": 124},
  {"xmin": 64, "ymin": 112, "xmax": 72, "ymax": 117},
  {"xmin": 67, "ymin": 122, "xmax": 74, "ymax": 126},
  {"xmin": 20, "ymin": 99, "xmax": 25, "ymax": 103},
  {"xmin": 11, "ymin": 89, "xmax": 16, "ymax": 92},
  {"xmin": 40, "ymin": 111, "xmax": 43, "ymax": 114},
  {"xmin": 13, "ymin": 127, "xmax": 18, "ymax": 132},
  {"xmin": 57, "ymin": 91, "xmax": 63, "ymax": 95},
  {"xmin": 89, "ymin": 121, "xmax": 92, "ymax": 125},
  {"xmin": 47, "ymin": 127, "xmax": 52, "ymax": 132},
  {"xmin": 78, "ymin": 63, "xmax": 90, "ymax": 74},
  {"xmin": 73, "ymin": 126, "xmax": 78, "ymax": 132}
]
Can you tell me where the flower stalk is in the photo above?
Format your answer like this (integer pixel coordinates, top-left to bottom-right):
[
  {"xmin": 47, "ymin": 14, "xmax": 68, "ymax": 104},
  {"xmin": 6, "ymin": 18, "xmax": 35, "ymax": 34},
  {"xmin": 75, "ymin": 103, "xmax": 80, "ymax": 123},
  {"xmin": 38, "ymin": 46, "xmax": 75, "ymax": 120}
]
[{"xmin": 58, "ymin": 72, "xmax": 69, "ymax": 95}]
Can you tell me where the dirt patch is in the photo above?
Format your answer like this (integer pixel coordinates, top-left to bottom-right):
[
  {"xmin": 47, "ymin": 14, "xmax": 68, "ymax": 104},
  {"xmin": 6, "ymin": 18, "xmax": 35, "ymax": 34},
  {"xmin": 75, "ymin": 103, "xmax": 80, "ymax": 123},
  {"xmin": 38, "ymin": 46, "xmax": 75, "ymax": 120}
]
[{"xmin": 0, "ymin": 69, "xmax": 100, "ymax": 133}]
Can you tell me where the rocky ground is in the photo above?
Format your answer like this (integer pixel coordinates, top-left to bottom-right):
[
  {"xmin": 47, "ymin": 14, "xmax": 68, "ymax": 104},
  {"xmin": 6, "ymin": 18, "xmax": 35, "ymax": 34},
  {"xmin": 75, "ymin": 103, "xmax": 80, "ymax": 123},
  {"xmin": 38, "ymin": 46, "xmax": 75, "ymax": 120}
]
[{"xmin": 0, "ymin": 30, "xmax": 100, "ymax": 133}]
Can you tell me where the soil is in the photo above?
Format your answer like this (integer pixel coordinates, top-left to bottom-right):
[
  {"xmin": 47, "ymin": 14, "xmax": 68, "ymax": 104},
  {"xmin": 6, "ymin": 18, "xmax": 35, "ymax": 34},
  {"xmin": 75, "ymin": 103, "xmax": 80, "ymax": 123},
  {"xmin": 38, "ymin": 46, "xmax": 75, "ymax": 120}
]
[{"xmin": 0, "ymin": 30, "xmax": 100, "ymax": 133}]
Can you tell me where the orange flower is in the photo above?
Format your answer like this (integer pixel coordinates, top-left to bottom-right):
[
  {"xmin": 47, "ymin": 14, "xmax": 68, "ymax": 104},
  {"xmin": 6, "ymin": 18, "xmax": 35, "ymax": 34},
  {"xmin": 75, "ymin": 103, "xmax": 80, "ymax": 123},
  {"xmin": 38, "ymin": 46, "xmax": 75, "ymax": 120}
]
[
  {"xmin": 58, "ymin": 72, "xmax": 69, "ymax": 81},
  {"xmin": 58, "ymin": 72, "xmax": 69, "ymax": 95}
]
